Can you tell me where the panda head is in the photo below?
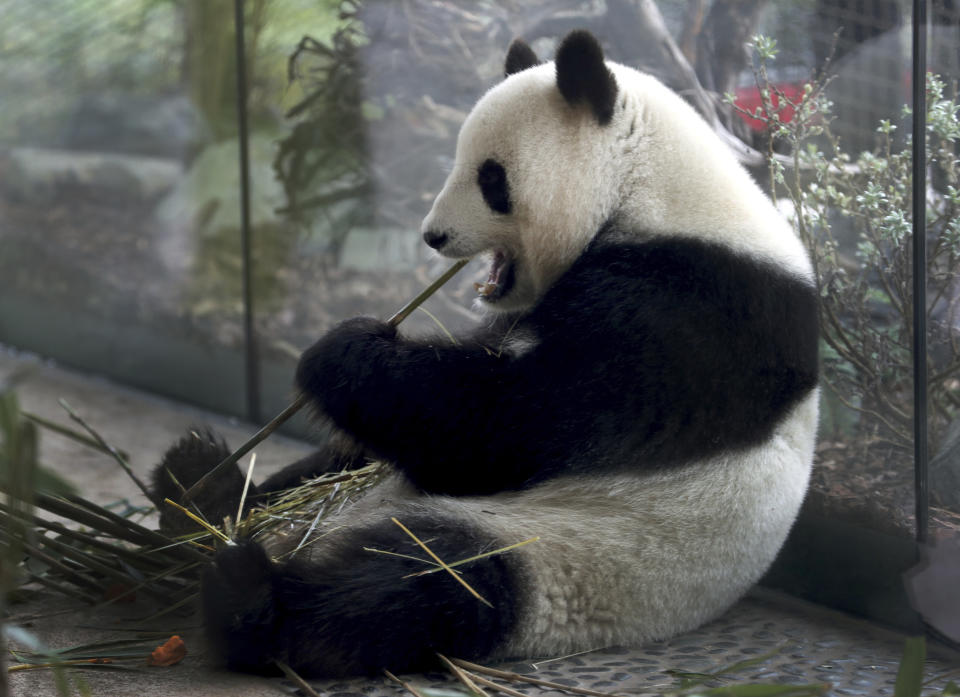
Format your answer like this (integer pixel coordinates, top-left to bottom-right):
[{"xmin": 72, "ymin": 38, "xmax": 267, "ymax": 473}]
[{"xmin": 421, "ymin": 31, "xmax": 625, "ymax": 313}]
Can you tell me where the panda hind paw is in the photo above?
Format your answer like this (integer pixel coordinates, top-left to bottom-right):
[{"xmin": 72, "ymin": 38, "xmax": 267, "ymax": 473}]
[
  {"xmin": 202, "ymin": 540, "xmax": 283, "ymax": 674},
  {"xmin": 150, "ymin": 428, "xmax": 250, "ymax": 536}
]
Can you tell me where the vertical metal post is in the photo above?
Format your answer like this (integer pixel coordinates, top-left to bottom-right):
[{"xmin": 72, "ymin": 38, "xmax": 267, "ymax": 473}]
[
  {"xmin": 911, "ymin": 0, "xmax": 929, "ymax": 544},
  {"xmin": 233, "ymin": 0, "xmax": 262, "ymax": 424}
]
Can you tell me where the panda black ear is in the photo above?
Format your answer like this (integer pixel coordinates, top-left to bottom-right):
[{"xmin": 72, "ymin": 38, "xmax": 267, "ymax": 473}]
[
  {"xmin": 505, "ymin": 38, "xmax": 539, "ymax": 77},
  {"xmin": 555, "ymin": 30, "xmax": 617, "ymax": 126}
]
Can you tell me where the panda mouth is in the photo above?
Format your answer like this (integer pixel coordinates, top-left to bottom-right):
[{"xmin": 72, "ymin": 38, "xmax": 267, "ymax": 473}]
[{"xmin": 474, "ymin": 249, "xmax": 515, "ymax": 302}]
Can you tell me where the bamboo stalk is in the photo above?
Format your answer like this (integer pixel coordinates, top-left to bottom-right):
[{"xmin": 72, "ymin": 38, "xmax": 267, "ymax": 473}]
[
  {"xmin": 235, "ymin": 452, "xmax": 257, "ymax": 524},
  {"xmin": 0, "ymin": 503, "xmax": 168, "ymax": 569},
  {"xmin": 23, "ymin": 529, "xmax": 188, "ymax": 603},
  {"xmin": 22, "ymin": 411, "xmax": 130, "ymax": 460},
  {"xmin": 403, "ymin": 536, "xmax": 539, "ymax": 579},
  {"xmin": 275, "ymin": 660, "xmax": 323, "ymax": 697},
  {"xmin": 384, "ymin": 669, "xmax": 429, "ymax": 697},
  {"xmin": 31, "ymin": 531, "xmax": 147, "ymax": 593},
  {"xmin": 58, "ymin": 399, "xmax": 153, "ymax": 502},
  {"xmin": 27, "ymin": 491, "xmax": 206, "ymax": 563},
  {"xmin": 438, "ymin": 654, "xmax": 491, "ymax": 697},
  {"xmin": 184, "ymin": 258, "xmax": 468, "ymax": 502},
  {"xmin": 450, "ymin": 658, "xmax": 628, "ymax": 697},
  {"xmin": 0, "ymin": 527, "xmax": 101, "ymax": 594},
  {"xmin": 26, "ymin": 572, "xmax": 100, "ymax": 604},
  {"xmin": 392, "ymin": 517, "xmax": 493, "ymax": 608},
  {"xmin": 163, "ymin": 498, "xmax": 231, "ymax": 543},
  {"xmin": 454, "ymin": 668, "xmax": 533, "ymax": 697}
]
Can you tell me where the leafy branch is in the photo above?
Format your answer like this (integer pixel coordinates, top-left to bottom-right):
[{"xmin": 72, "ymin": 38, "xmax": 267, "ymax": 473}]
[{"xmin": 734, "ymin": 36, "xmax": 960, "ymax": 453}]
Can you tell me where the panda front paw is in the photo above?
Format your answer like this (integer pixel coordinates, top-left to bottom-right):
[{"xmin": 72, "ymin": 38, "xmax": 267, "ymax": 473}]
[
  {"xmin": 295, "ymin": 316, "xmax": 397, "ymax": 414},
  {"xmin": 202, "ymin": 541, "xmax": 283, "ymax": 674},
  {"xmin": 150, "ymin": 429, "xmax": 252, "ymax": 536}
]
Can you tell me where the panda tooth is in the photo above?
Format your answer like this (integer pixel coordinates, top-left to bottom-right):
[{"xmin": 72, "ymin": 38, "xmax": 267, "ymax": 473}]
[
  {"xmin": 475, "ymin": 250, "xmax": 508, "ymax": 297},
  {"xmin": 475, "ymin": 281, "xmax": 498, "ymax": 297}
]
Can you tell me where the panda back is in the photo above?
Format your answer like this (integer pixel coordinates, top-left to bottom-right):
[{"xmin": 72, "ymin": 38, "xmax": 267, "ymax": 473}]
[{"xmin": 608, "ymin": 63, "xmax": 813, "ymax": 282}]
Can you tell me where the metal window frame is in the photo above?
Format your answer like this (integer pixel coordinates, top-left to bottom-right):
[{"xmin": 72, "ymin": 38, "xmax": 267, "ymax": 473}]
[
  {"xmin": 911, "ymin": 0, "xmax": 929, "ymax": 546},
  {"xmin": 765, "ymin": 0, "xmax": 930, "ymax": 631},
  {"xmin": 233, "ymin": 0, "xmax": 261, "ymax": 426}
]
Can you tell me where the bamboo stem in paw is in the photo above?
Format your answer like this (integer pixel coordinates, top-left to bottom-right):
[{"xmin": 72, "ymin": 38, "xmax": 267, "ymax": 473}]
[
  {"xmin": 183, "ymin": 259, "xmax": 469, "ymax": 503},
  {"xmin": 385, "ymin": 258, "xmax": 470, "ymax": 327}
]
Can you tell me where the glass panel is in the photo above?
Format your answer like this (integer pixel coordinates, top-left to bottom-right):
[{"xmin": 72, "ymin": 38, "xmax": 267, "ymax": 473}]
[
  {"xmin": 247, "ymin": 1, "xmax": 933, "ymax": 548},
  {"xmin": 738, "ymin": 1, "xmax": 920, "ymax": 540},
  {"xmin": 253, "ymin": 1, "xmax": 501, "ymax": 431},
  {"xmin": 0, "ymin": 1, "xmax": 247, "ymax": 415},
  {"xmin": 692, "ymin": 0, "xmax": 925, "ymax": 624},
  {"xmin": 2, "ymin": 0, "xmax": 943, "ymax": 552},
  {"xmin": 926, "ymin": 4, "xmax": 960, "ymax": 544}
]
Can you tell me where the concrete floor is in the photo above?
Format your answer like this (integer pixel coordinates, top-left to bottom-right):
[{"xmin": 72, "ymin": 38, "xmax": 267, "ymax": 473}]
[{"xmin": 3, "ymin": 346, "xmax": 958, "ymax": 697}]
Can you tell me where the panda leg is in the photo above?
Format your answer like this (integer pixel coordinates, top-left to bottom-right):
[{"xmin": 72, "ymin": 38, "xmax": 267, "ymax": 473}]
[
  {"xmin": 150, "ymin": 429, "xmax": 250, "ymax": 536},
  {"xmin": 151, "ymin": 430, "xmax": 368, "ymax": 535},
  {"xmin": 257, "ymin": 430, "xmax": 369, "ymax": 493},
  {"xmin": 201, "ymin": 514, "xmax": 522, "ymax": 677}
]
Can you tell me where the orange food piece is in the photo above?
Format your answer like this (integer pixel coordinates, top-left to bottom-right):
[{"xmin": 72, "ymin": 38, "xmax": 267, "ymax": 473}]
[{"xmin": 147, "ymin": 635, "xmax": 187, "ymax": 667}]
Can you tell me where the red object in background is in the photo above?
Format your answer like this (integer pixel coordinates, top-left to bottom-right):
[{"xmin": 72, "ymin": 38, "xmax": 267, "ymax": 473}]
[{"xmin": 734, "ymin": 83, "xmax": 809, "ymax": 132}]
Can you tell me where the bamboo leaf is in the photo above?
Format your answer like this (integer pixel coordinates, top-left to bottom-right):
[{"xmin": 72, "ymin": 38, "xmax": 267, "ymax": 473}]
[
  {"xmin": 58, "ymin": 399, "xmax": 152, "ymax": 502},
  {"xmin": 8, "ymin": 660, "xmax": 141, "ymax": 673},
  {"xmin": 894, "ymin": 636, "xmax": 926, "ymax": 697}
]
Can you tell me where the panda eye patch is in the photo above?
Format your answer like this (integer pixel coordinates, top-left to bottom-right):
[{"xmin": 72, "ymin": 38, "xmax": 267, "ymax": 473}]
[{"xmin": 477, "ymin": 159, "xmax": 511, "ymax": 214}]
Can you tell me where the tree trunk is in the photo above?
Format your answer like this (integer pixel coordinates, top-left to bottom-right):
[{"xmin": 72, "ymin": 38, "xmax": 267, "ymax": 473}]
[
  {"xmin": 679, "ymin": 0, "xmax": 708, "ymax": 65},
  {"xmin": 183, "ymin": 0, "xmax": 238, "ymax": 139},
  {"xmin": 695, "ymin": 0, "xmax": 768, "ymax": 97}
]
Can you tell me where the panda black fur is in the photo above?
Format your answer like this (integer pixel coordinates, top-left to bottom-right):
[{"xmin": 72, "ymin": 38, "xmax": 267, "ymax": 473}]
[{"xmin": 154, "ymin": 31, "xmax": 819, "ymax": 677}]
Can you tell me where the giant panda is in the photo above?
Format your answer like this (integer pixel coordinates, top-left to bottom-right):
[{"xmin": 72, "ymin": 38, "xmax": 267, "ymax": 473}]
[{"xmin": 153, "ymin": 30, "xmax": 819, "ymax": 678}]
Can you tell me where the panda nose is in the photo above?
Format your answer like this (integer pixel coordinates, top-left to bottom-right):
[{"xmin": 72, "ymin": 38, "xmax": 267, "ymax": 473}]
[{"xmin": 423, "ymin": 230, "xmax": 449, "ymax": 250}]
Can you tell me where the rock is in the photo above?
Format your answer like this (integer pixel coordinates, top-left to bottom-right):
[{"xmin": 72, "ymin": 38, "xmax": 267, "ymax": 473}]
[
  {"xmin": 19, "ymin": 92, "xmax": 210, "ymax": 160},
  {"xmin": 154, "ymin": 135, "xmax": 287, "ymax": 237},
  {"xmin": 338, "ymin": 226, "xmax": 423, "ymax": 272},
  {"xmin": 2, "ymin": 146, "xmax": 182, "ymax": 205}
]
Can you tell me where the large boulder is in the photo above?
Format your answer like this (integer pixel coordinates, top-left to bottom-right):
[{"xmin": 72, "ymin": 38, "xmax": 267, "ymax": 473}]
[{"xmin": 2, "ymin": 146, "xmax": 182, "ymax": 205}]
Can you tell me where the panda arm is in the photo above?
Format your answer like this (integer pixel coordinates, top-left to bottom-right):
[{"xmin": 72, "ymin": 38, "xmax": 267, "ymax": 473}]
[
  {"xmin": 294, "ymin": 236, "xmax": 819, "ymax": 495},
  {"xmin": 294, "ymin": 316, "xmax": 564, "ymax": 495},
  {"xmin": 528, "ymin": 235, "xmax": 821, "ymax": 466}
]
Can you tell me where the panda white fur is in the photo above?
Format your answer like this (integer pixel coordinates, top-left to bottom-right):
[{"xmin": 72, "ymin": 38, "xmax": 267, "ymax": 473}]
[{"xmin": 153, "ymin": 30, "xmax": 819, "ymax": 677}]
